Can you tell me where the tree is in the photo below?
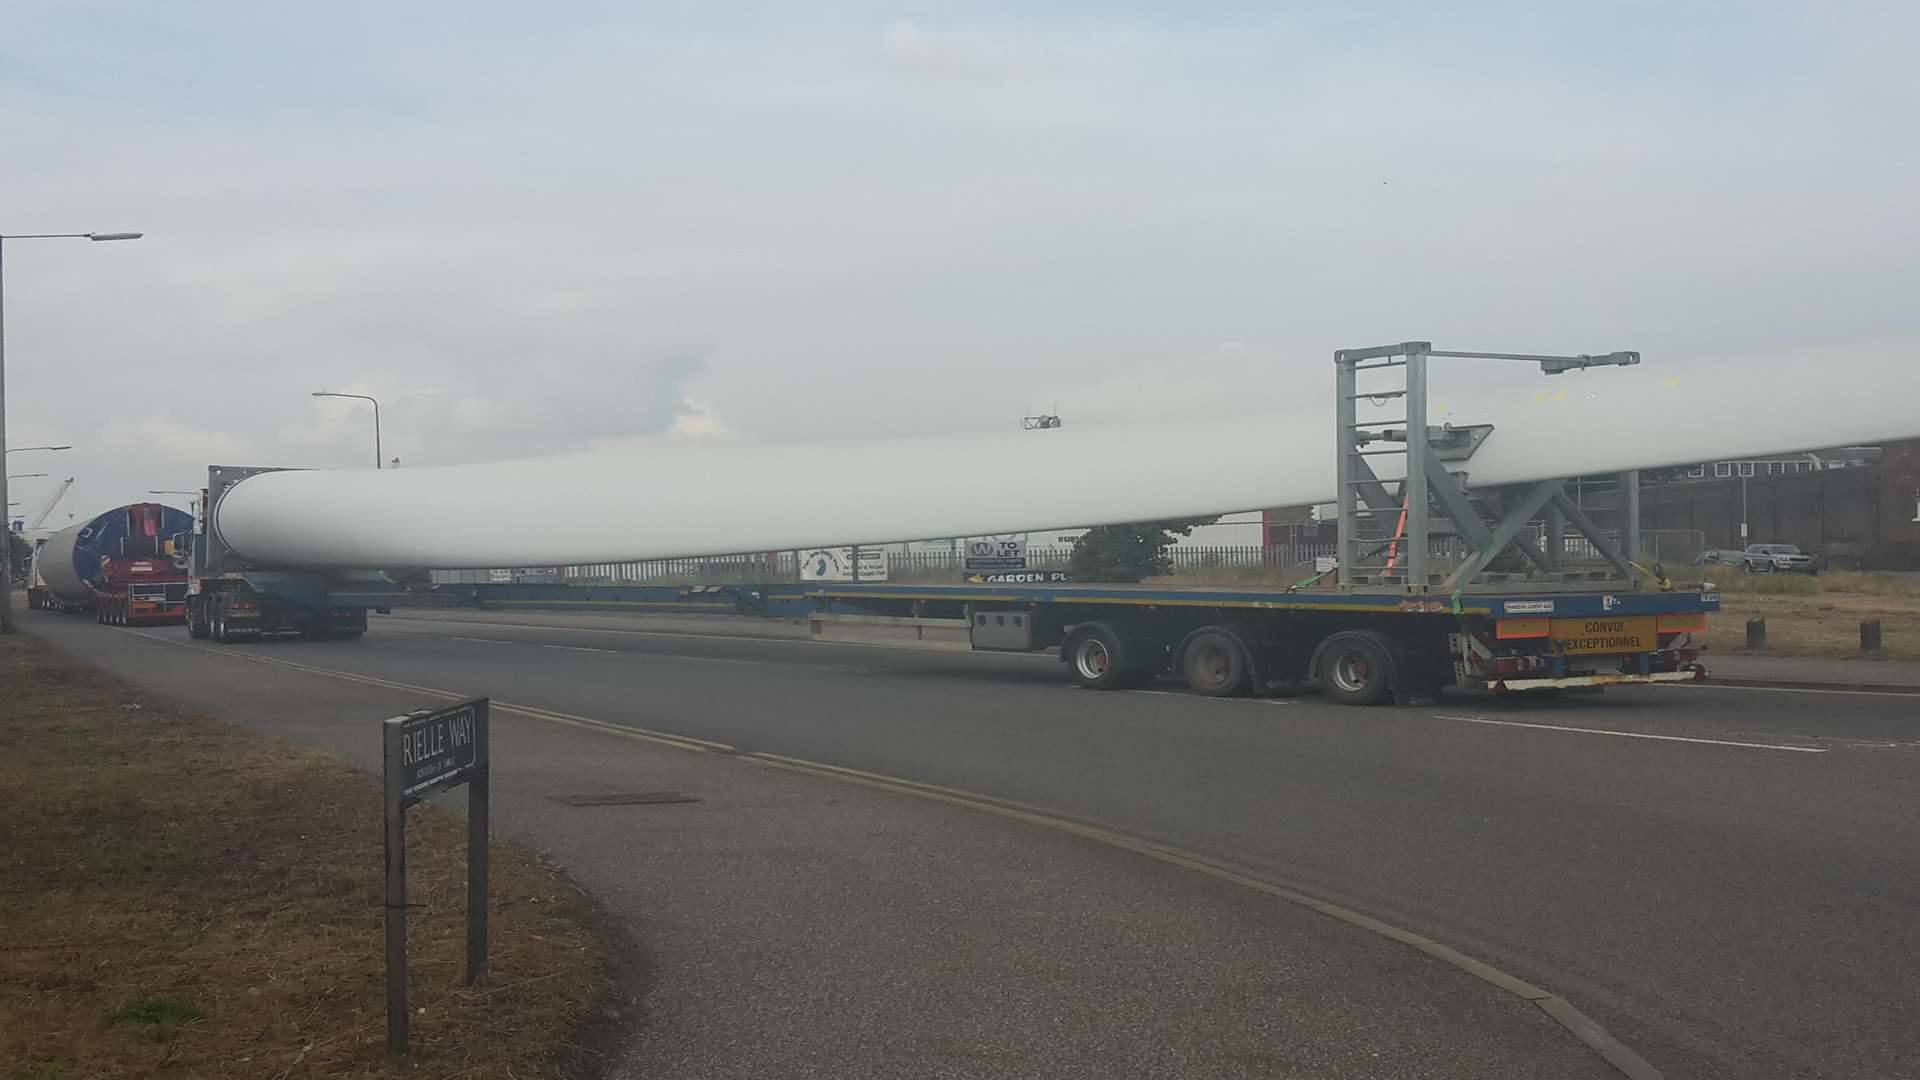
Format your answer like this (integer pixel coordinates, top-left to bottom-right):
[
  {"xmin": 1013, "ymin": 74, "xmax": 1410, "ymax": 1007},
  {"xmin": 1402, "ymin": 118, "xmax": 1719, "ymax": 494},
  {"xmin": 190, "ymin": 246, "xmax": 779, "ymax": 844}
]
[
  {"xmin": 7, "ymin": 532, "xmax": 32, "ymax": 585},
  {"xmin": 1067, "ymin": 518, "xmax": 1216, "ymax": 583}
]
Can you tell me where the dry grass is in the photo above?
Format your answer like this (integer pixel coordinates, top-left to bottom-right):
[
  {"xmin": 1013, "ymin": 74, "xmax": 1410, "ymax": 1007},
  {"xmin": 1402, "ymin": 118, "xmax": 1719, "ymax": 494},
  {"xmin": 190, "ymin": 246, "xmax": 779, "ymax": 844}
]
[
  {"xmin": 1702, "ymin": 591, "xmax": 1920, "ymax": 661},
  {"xmin": 0, "ymin": 635, "xmax": 620, "ymax": 1080},
  {"xmin": 1690, "ymin": 566, "xmax": 1920, "ymax": 659}
]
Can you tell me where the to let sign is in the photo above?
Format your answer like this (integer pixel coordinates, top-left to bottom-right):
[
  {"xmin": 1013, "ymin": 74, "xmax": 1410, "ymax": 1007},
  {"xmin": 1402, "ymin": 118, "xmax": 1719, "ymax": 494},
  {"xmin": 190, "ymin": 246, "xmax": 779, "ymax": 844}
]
[{"xmin": 398, "ymin": 702, "xmax": 483, "ymax": 804}]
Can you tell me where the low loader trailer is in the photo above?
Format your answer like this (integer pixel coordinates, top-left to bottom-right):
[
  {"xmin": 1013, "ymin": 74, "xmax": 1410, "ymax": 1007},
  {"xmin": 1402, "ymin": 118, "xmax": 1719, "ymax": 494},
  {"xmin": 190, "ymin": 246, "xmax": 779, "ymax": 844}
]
[
  {"xmin": 805, "ymin": 582, "xmax": 1716, "ymax": 704},
  {"xmin": 810, "ymin": 343, "xmax": 1722, "ymax": 704}
]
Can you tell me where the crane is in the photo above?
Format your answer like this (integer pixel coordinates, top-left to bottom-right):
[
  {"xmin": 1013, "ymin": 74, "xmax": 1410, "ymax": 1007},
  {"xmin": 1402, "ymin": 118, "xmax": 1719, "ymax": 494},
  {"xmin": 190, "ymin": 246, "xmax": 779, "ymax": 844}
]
[{"xmin": 26, "ymin": 478, "xmax": 74, "ymax": 531}]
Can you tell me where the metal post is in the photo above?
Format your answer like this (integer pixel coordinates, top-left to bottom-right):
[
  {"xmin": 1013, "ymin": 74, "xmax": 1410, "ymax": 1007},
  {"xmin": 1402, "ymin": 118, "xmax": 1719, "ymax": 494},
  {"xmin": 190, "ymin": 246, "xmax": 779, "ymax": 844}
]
[
  {"xmin": 1740, "ymin": 474, "xmax": 1749, "ymax": 543},
  {"xmin": 850, "ymin": 543, "xmax": 861, "ymax": 583},
  {"xmin": 372, "ymin": 397, "xmax": 382, "ymax": 470},
  {"xmin": 1334, "ymin": 351, "xmax": 1358, "ymax": 588},
  {"xmin": 1621, "ymin": 470, "xmax": 1641, "ymax": 563},
  {"xmin": 1543, "ymin": 503, "xmax": 1564, "ymax": 571},
  {"xmin": 1403, "ymin": 346, "xmax": 1430, "ymax": 590},
  {"xmin": 0, "ymin": 240, "xmax": 10, "ymax": 634},
  {"xmin": 382, "ymin": 717, "xmax": 408, "ymax": 1055},
  {"xmin": 466, "ymin": 701, "xmax": 489, "ymax": 985}
]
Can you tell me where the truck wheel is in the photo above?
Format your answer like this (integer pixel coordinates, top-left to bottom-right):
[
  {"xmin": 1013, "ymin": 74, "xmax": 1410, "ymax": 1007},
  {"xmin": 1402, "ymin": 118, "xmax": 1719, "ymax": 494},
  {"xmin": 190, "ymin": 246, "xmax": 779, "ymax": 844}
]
[
  {"xmin": 1313, "ymin": 630, "xmax": 1398, "ymax": 706},
  {"xmin": 1065, "ymin": 622, "xmax": 1131, "ymax": 690},
  {"xmin": 188, "ymin": 601, "xmax": 210, "ymax": 639},
  {"xmin": 211, "ymin": 603, "xmax": 232, "ymax": 644},
  {"xmin": 1182, "ymin": 629, "xmax": 1251, "ymax": 697}
]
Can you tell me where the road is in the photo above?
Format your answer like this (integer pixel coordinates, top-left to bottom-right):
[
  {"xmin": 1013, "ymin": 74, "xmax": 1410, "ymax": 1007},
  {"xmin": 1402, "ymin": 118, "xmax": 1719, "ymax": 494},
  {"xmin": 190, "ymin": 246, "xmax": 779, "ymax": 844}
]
[{"xmin": 30, "ymin": 609, "xmax": 1920, "ymax": 1079}]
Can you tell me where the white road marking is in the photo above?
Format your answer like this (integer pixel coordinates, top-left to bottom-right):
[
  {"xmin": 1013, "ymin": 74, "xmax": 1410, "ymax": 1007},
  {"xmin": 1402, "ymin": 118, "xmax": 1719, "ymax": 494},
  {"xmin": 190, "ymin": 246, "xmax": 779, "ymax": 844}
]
[
  {"xmin": 1687, "ymin": 682, "xmax": 1920, "ymax": 699},
  {"xmin": 1432, "ymin": 714, "xmax": 1827, "ymax": 753},
  {"xmin": 450, "ymin": 636, "xmax": 512, "ymax": 645},
  {"xmin": 542, "ymin": 643, "xmax": 616, "ymax": 654}
]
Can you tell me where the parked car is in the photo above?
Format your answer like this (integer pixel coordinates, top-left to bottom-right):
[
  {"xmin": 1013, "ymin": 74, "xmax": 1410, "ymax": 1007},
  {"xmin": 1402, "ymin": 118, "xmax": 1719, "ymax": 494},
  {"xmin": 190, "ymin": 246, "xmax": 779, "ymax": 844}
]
[{"xmin": 1739, "ymin": 543, "xmax": 1818, "ymax": 574}]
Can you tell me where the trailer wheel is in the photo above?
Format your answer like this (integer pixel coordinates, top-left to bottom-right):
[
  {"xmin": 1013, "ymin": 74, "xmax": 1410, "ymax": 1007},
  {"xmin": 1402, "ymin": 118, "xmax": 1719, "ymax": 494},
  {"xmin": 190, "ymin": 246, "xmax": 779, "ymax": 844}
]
[
  {"xmin": 1182, "ymin": 629, "xmax": 1251, "ymax": 697},
  {"xmin": 1313, "ymin": 630, "xmax": 1398, "ymax": 706},
  {"xmin": 188, "ymin": 600, "xmax": 210, "ymax": 639},
  {"xmin": 211, "ymin": 602, "xmax": 232, "ymax": 644},
  {"xmin": 1065, "ymin": 622, "xmax": 1132, "ymax": 690}
]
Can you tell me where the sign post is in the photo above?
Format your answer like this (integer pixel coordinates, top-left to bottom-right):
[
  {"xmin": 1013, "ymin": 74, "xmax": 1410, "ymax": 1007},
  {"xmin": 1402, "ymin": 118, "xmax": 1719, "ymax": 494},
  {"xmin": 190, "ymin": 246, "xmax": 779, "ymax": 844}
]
[{"xmin": 382, "ymin": 698, "xmax": 491, "ymax": 1055}]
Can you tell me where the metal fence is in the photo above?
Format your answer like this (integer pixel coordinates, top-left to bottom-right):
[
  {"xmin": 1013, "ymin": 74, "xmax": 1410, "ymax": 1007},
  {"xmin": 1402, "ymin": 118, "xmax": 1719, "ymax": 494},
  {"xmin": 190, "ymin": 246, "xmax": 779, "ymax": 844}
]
[{"xmin": 428, "ymin": 530, "xmax": 1708, "ymax": 587}]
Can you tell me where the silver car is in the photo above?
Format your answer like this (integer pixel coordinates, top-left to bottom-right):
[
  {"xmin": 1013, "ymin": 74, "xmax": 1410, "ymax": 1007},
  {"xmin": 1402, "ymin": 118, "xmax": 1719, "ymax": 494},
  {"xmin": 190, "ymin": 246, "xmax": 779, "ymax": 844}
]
[{"xmin": 1741, "ymin": 544, "xmax": 1817, "ymax": 574}]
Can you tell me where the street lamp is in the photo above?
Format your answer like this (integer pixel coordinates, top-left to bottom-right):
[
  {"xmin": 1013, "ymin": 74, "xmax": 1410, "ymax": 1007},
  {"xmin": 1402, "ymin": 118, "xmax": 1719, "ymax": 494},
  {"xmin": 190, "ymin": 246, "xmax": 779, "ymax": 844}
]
[
  {"xmin": 311, "ymin": 391, "xmax": 382, "ymax": 469},
  {"xmin": 7, "ymin": 445, "xmax": 70, "ymax": 454},
  {"xmin": 1, "ymin": 229, "xmax": 142, "ymax": 633},
  {"xmin": 7, "ymin": 473, "xmax": 47, "ymax": 481}
]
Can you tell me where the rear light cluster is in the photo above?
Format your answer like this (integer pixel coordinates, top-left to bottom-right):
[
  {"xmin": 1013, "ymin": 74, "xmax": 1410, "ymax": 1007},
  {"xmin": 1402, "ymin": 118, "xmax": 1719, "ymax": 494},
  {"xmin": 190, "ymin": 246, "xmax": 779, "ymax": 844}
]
[{"xmin": 1490, "ymin": 655, "xmax": 1550, "ymax": 676}]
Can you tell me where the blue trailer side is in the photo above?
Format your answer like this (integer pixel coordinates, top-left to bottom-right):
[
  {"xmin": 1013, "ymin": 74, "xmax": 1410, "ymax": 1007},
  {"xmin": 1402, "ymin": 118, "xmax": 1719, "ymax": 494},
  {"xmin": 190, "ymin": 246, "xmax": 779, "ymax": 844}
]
[{"xmin": 802, "ymin": 582, "xmax": 1719, "ymax": 704}]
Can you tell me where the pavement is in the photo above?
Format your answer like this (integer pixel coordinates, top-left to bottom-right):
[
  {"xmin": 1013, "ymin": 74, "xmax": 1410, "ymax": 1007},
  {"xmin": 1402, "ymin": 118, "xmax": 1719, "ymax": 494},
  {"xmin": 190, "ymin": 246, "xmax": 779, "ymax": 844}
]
[
  {"xmin": 25, "ymin": 607, "xmax": 1920, "ymax": 1079},
  {"xmin": 1702, "ymin": 651, "xmax": 1920, "ymax": 690},
  {"xmin": 25, "ymin": 610, "xmax": 1617, "ymax": 1080}
]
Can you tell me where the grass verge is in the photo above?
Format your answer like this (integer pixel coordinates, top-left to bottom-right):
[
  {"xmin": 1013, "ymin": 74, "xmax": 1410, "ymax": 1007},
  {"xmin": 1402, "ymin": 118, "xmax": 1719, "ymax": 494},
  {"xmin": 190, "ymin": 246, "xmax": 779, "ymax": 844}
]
[
  {"xmin": 1696, "ymin": 566, "xmax": 1920, "ymax": 660},
  {"xmin": 0, "ymin": 634, "xmax": 619, "ymax": 1079}
]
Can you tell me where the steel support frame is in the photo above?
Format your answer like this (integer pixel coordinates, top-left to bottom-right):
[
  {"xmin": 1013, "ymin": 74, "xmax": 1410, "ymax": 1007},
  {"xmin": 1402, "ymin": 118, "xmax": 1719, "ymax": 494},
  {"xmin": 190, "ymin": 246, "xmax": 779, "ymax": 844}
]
[{"xmin": 1334, "ymin": 341, "xmax": 1640, "ymax": 595}]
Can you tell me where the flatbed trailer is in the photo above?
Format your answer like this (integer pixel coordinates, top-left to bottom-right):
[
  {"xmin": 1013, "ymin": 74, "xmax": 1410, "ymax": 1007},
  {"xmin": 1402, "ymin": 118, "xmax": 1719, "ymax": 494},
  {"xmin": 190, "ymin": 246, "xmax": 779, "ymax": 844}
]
[
  {"xmin": 803, "ymin": 582, "xmax": 1717, "ymax": 704},
  {"xmin": 801, "ymin": 343, "xmax": 1727, "ymax": 704}
]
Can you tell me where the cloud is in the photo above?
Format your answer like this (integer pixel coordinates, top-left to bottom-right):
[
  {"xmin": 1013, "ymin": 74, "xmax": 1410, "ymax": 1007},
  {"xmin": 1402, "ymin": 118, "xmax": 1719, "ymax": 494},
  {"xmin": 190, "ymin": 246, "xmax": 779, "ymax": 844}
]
[{"xmin": 0, "ymin": 2, "xmax": 1914, "ymax": 516}]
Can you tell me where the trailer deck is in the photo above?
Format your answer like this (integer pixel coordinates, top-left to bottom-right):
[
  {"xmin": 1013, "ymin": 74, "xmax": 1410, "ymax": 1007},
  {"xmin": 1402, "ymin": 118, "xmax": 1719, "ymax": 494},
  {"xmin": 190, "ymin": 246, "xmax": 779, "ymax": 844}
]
[{"xmin": 803, "ymin": 581, "xmax": 1719, "ymax": 704}]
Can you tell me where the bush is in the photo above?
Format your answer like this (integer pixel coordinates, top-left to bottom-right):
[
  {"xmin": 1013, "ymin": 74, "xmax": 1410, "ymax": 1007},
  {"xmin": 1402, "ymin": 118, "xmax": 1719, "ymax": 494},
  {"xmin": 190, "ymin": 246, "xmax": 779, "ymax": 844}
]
[
  {"xmin": 1068, "ymin": 519, "xmax": 1216, "ymax": 582},
  {"xmin": 1741, "ymin": 573, "xmax": 1821, "ymax": 595}
]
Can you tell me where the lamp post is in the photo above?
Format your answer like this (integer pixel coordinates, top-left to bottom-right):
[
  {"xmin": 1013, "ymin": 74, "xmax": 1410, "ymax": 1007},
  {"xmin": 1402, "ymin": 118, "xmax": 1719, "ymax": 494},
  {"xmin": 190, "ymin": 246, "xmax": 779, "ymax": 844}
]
[
  {"xmin": 312, "ymin": 391, "xmax": 382, "ymax": 469},
  {"xmin": 7, "ymin": 445, "xmax": 71, "ymax": 454},
  {"xmin": 1, "ymin": 230, "xmax": 142, "ymax": 632}
]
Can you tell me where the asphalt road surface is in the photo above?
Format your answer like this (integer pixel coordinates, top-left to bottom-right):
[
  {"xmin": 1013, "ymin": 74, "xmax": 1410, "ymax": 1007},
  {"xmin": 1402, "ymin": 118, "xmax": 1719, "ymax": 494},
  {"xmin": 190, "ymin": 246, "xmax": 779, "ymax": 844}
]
[{"xmin": 30, "ymin": 610, "xmax": 1920, "ymax": 1079}]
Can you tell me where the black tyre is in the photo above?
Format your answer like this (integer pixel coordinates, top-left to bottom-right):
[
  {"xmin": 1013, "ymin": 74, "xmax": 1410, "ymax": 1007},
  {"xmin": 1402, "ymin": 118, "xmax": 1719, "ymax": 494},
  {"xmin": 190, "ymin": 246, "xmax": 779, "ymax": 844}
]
[
  {"xmin": 211, "ymin": 602, "xmax": 232, "ymax": 644},
  {"xmin": 1182, "ymin": 629, "xmax": 1251, "ymax": 697},
  {"xmin": 188, "ymin": 600, "xmax": 210, "ymax": 639},
  {"xmin": 1313, "ymin": 630, "xmax": 1398, "ymax": 706},
  {"xmin": 1065, "ymin": 622, "xmax": 1131, "ymax": 690}
]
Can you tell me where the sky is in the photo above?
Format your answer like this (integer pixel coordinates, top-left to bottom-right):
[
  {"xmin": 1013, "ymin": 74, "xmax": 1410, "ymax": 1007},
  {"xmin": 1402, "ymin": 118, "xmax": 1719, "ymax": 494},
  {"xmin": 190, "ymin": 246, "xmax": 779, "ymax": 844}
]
[{"xmin": 2, "ymin": 1, "xmax": 1915, "ymax": 524}]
